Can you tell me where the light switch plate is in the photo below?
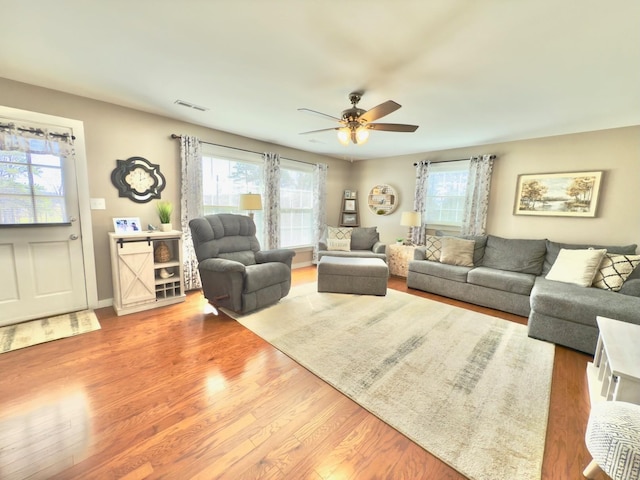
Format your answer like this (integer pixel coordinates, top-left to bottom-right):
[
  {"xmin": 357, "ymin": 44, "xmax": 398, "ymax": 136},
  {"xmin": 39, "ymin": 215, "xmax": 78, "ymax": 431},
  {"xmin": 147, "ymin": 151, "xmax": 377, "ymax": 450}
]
[{"xmin": 90, "ymin": 198, "xmax": 106, "ymax": 210}]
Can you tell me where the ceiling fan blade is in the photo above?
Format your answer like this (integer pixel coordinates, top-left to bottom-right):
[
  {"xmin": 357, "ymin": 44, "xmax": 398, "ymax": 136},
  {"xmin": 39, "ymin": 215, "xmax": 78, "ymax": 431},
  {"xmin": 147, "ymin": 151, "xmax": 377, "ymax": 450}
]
[
  {"xmin": 298, "ymin": 108, "xmax": 342, "ymax": 122},
  {"xmin": 299, "ymin": 127, "xmax": 339, "ymax": 135},
  {"xmin": 359, "ymin": 100, "xmax": 401, "ymax": 123},
  {"xmin": 367, "ymin": 123, "xmax": 419, "ymax": 132}
]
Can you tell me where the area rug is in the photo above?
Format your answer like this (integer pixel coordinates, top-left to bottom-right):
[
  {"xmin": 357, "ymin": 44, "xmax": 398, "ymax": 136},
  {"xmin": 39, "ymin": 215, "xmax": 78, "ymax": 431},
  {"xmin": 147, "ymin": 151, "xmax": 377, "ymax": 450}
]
[
  {"xmin": 0, "ymin": 310, "xmax": 101, "ymax": 354},
  {"xmin": 227, "ymin": 284, "xmax": 555, "ymax": 480}
]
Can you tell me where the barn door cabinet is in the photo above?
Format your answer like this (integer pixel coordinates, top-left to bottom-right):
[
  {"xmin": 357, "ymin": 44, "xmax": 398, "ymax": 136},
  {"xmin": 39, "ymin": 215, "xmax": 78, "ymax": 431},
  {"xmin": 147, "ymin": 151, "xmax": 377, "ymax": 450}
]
[{"xmin": 108, "ymin": 231, "xmax": 185, "ymax": 316}]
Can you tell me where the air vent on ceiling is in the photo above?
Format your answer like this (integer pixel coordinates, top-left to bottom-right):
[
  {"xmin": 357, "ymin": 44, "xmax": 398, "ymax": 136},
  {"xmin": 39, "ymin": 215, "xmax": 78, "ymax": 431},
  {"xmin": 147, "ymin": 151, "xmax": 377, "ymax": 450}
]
[{"xmin": 174, "ymin": 99, "xmax": 209, "ymax": 112}]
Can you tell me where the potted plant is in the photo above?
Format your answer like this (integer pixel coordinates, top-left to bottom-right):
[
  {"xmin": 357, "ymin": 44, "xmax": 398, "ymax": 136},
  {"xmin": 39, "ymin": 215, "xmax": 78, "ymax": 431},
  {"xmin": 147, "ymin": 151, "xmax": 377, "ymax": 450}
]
[{"xmin": 156, "ymin": 201, "xmax": 173, "ymax": 232}]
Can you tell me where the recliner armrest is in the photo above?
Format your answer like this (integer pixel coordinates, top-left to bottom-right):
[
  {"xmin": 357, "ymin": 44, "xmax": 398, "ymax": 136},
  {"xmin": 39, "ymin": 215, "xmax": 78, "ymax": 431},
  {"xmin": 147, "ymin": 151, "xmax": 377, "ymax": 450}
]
[
  {"xmin": 198, "ymin": 257, "xmax": 246, "ymax": 273},
  {"xmin": 256, "ymin": 249, "xmax": 296, "ymax": 266}
]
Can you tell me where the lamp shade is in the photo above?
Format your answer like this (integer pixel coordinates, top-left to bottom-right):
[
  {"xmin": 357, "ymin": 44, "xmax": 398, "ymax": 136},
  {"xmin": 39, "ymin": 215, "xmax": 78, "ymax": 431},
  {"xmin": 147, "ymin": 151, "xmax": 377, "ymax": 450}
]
[
  {"xmin": 239, "ymin": 193, "xmax": 262, "ymax": 211},
  {"xmin": 400, "ymin": 211, "xmax": 421, "ymax": 227}
]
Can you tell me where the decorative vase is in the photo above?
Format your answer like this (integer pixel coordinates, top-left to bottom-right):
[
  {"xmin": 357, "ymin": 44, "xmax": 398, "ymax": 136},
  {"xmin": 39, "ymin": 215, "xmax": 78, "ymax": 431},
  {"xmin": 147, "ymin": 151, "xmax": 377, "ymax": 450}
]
[
  {"xmin": 154, "ymin": 241, "xmax": 171, "ymax": 263},
  {"xmin": 159, "ymin": 223, "xmax": 172, "ymax": 232}
]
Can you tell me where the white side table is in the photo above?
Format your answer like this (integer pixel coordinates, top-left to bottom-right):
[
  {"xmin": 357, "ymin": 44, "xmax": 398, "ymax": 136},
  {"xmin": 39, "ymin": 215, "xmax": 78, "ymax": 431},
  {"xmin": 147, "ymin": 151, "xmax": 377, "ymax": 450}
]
[
  {"xmin": 586, "ymin": 316, "xmax": 640, "ymax": 404},
  {"xmin": 387, "ymin": 244, "xmax": 417, "ymax": 277}
]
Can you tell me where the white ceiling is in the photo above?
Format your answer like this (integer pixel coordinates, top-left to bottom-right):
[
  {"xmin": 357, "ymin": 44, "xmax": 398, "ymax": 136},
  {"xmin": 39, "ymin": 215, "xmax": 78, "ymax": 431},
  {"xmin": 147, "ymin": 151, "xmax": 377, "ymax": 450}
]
[{"xmin": 2, "ymin": 1, "xmax": 639, "ymax": 161}]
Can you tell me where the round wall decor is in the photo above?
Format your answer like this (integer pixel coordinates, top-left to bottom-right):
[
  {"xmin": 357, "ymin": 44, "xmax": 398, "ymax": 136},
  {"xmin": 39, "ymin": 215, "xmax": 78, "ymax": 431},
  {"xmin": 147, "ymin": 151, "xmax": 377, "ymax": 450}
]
[
  {"xmin": 111, "ymin": 156, "xmax": 166, "ymax": 203},
  {"xmin": 367, "ymin": 184, "xmax": 398, "ymax": 215}
]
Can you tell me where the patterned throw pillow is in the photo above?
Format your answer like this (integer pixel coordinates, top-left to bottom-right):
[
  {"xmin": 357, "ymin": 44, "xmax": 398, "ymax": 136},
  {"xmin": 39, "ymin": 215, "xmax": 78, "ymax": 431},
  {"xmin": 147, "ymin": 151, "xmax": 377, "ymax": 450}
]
[
  {"xmin": 327, "ymin": 226, "xmax": 353, "ymax": 240},
  {"xmin": 424, "ymin": 235, "xmax": 442, "ymax": 261},
  {"xmin": 592, "ymin": 253, "xmax": 640, "ymax": 291}
]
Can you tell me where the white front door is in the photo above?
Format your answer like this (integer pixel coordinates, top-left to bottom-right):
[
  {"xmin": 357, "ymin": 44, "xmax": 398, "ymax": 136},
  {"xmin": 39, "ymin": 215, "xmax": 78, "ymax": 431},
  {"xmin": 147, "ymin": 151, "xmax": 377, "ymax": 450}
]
[{"xmin": 0, "ymin": 108, "xmax": 96, "ymax": 326}]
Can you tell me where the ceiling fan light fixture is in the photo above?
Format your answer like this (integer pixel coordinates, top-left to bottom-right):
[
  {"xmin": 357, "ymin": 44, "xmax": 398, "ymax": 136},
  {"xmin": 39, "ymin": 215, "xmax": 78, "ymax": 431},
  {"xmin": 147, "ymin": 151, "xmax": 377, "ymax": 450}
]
[
  {"xmin": 337, "ymin": 128, "xmax": 350, "ymax": 146},
  {"xmin": 355, "ymin": 126, "xmax": 369, "ymax": 145}
]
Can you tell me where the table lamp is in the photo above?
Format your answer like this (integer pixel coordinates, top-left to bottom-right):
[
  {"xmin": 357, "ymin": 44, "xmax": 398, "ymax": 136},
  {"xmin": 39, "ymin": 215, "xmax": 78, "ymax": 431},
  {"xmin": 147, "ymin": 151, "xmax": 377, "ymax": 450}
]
[
  {"xmin": 400, "ymin": 211, "xmax": 421, "ymax": 245},
  {"xmin": 239, "ymin": 193, "xmax": 262, "ymax": 220}
]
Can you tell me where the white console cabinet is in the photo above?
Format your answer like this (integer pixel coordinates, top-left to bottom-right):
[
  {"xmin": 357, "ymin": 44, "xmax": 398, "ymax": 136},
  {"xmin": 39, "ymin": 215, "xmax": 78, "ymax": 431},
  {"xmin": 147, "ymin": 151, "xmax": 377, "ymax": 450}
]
[
  {"xmin": 108, "ymin": 231, "xmax": 185, "ymax": 316},
  {"xmin": 586, "ymin": 316, "xmax": 640, "ymax": 404}
]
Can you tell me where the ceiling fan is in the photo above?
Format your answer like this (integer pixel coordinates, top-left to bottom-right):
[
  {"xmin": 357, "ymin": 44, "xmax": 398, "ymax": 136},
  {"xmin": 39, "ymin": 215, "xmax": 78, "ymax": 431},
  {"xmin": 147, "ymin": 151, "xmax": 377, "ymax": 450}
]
[{"xmin": 298, "ymin": 91, "xmax": 419, "ymax": 146}]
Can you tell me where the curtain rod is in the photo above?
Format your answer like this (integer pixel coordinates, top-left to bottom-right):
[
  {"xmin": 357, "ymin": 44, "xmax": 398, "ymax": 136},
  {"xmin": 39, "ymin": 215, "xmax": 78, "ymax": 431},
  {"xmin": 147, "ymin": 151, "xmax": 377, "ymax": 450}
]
[
  {"xmin": 170, "ymin": 133, "xmax": 317, "ymax": 167},
  {"xmin": 413, "ymin": 155, "xmax": 496, "ymax": 166},
  {"xmin": 0, "ymin": 122, "xmax": 76, "ymax": 141}
]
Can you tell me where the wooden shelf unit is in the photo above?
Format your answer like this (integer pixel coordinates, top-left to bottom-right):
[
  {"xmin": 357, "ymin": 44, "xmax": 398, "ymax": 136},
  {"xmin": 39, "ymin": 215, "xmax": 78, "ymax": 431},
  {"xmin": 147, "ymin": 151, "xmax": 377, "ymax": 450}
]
[
  {"xmin": 340, "ymin": 190, "xmax": 359, "ymax": 227},
  {"xmin": 108, "ymin": 230, "xmax": 186, "ymax": 316}
]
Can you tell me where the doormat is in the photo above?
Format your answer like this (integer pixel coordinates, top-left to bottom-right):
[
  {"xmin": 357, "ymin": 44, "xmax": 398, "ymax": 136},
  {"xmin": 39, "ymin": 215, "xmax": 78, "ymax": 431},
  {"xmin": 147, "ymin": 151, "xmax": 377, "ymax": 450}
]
[{"xmin": 0, "ymin": 310, "xmax": 101, "ymax": 354}]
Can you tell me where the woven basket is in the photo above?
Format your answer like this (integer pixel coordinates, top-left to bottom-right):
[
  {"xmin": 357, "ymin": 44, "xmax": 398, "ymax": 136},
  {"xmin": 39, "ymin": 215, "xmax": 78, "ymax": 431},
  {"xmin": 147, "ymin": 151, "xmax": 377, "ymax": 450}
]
[{"xmin": 154, "ymin": 241, "xmax": 171, "ymax": 263}]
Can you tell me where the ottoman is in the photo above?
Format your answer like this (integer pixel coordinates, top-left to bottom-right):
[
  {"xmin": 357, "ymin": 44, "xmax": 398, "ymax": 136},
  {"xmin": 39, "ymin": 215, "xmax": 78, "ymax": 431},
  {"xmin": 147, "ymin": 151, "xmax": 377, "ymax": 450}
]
[
  {"xmin": 584, "ymin": 401, "xmax": 640, "ymax": 480},
  {"xmin": 317, "ymin": 256, "xmax": 388, "ymax": 296}
]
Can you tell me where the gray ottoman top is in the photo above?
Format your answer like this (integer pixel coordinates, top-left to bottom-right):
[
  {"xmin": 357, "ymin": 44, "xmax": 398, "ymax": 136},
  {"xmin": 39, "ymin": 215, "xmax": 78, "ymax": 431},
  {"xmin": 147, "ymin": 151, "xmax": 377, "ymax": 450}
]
[{"xmin": 318, "ymin": 256, "xmax": 388, "ymax": 277}]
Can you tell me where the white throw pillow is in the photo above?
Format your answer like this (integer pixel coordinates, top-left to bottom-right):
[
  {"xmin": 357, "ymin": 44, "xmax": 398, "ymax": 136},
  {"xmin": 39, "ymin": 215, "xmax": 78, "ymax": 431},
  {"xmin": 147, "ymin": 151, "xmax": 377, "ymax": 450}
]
[
  {"xmin": 439, "ymin": 237, "xmax": 475, "ymax": 267},
  {"xmin": 327, "ymin": 238, "xmax": 351, "ymax": 251},
  {"xmin": 592, "ymin": 253, "xmax": 640, "ymax": 291},
  {"xmin": 546, "ymin": 248, "xmax": 607, "ymax": 287},
  {"xmin": 327, "ymin": 226, "xmax": 352, "ymax": 240}
]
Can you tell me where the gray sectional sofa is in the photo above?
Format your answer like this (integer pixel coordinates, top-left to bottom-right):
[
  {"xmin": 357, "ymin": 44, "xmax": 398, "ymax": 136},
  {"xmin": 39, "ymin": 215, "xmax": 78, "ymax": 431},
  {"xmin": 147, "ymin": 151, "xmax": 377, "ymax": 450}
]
[{"xmin": 407, "ymin": 234, "xmax": 640, "ymax": 354}]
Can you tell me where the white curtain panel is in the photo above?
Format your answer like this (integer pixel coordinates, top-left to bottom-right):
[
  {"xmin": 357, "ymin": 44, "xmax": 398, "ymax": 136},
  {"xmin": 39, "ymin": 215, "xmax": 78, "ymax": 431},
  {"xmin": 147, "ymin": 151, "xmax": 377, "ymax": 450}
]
[
  {"xmin": 262, "ymin": 152, "xmax": 280, "ymax": 249},
  {"xmin": 312, "ymin": 163, "xmax": 328, "ymax": 262},
  {"xmin": 412, "ymin": 160, "xmax": 430, "ymax": 245},
  {"xmin": 461, "ymin": 154, "xmax": 495, "ymax": 236},
  {"xmin": 179, "ymin": 135, "xmax": 203, "ymax": 291}
]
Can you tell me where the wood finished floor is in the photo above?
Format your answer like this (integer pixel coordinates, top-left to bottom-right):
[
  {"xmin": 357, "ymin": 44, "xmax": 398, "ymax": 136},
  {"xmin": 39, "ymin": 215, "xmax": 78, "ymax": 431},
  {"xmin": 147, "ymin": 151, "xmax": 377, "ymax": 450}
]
[{"xmin": 0, "ymin": 267, "xmax": 609, "ymax": 480}]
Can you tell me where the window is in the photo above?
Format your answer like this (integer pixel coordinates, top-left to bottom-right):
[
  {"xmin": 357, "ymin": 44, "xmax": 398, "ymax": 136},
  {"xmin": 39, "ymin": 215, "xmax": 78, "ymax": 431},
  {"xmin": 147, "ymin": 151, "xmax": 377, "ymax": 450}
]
[
  {"xmin": 1, "ymin": 132, "xmax": 71, "ymax": 226},
  {"xmin": 201, "ymin": 146, "xmax": 315, "ymax": 248},
  {"xmin": 280, "ymin": 160, "xmax": 314, "ymax": 247},
  {"xmin": 424, "ymin": 160, "xmax": 470, "ymax": 227}
]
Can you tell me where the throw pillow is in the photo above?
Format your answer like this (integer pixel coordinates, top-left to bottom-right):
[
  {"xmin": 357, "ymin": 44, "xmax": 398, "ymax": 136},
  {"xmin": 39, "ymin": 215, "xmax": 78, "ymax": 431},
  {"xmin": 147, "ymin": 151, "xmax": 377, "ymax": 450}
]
[
  {"xmin": 327, "ymin": 226, "xmax": 352, "ymax": 240},
  {"xmin": 439, "ymin": 237, "xmax": 475, "ymax": 267},
  {"xmin": 592, "ymin": 253, "xmax": 640, "ymax": 291},
  {"xmin": 545, "ymin": 248, "xmax": 607, "ymax": 287},
  {"xmin": 327, "ymin": 238, "xmax": 351, "ymax": 251},
  {"xmin": 424, "ymin": 235, "xmax": 442, "ymax": 261}
]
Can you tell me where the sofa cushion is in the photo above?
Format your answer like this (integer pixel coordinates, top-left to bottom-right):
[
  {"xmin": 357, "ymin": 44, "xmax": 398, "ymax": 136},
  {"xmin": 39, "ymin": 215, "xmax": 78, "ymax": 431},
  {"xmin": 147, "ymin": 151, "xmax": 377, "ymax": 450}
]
[
  {"xmin": 542, "ymin": 240, "xmax": 638, "ymax": 275},
  {"xmin": 408, "ymin": 260, "xmax": 471, "ymax": 283},
  {"xmin": 546, "ymin": 248, "xmax": 607, "ymax": 287},
  {"xmin": 592, "ymin": 253, "xmax": 640, "ymax": 291},
  {"xmin": 350, "ymin": 227, "xmax": 379, "ymax": 250},
  {"xmin": 531, "ymin": 277, "xmax": 640, "ymax": 327},
  {"xmin": 440, "ymin": 237, "xmax": 475, "ymax": 266},
  {"xmin": 467, "ymin": 267, "xmax": 536, "ymax": 296},
  {"xmin": 481, "ymin": 235, "xmax": 546, "ymax": 275}
]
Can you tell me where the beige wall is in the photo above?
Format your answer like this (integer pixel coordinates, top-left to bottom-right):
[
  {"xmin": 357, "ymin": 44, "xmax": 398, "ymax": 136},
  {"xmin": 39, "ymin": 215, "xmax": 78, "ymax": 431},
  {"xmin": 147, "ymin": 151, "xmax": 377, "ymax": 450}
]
[
  {"xmin": 0, "ymin": 78, "xmax": 350, "ymax": 302},
  {"xmin": 2, "ymin": 77, "xmax": 638, "ymax": 304},
  {"xmin": 352, "ymin": 126, "xmax": 640, "ymax": 248}
]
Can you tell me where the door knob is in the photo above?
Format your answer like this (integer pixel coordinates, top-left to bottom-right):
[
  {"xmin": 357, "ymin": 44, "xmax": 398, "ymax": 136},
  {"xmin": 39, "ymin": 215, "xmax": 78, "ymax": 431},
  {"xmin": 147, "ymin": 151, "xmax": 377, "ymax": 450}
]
[{"xmin": 70, "ymin": 234, "xmax": 79, "ymax": 240}]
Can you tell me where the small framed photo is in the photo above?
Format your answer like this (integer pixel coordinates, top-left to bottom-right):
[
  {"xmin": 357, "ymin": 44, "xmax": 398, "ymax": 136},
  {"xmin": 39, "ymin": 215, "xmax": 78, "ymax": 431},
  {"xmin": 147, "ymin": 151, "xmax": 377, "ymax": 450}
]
[
  {"xmin": 344, "ymin": 189, "xmax": 351, "ymax": 199},
  {"xmin": 342, "ymin": 213, "xmax": 358, "ymax": 225},
  {"xmin": 113, "ymin": 217, "xmax": 142, "ymax": 234},
  {"xmin": 350, "ymin": 191, "xmax": 357, "ymax": 199},
  {"xmin": 514, "ymin": 171, "xmax": 603, "ymax": 217},
  {"xmin": 344, "ymin": 199, "xmax": 356, "ymax": 211}
]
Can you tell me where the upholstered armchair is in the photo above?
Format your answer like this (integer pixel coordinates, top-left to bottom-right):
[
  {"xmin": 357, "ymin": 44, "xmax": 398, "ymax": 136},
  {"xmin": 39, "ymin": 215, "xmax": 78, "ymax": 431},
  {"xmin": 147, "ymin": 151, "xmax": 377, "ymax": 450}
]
[{"xmin": 189, "ymin": 214, "xmax": 296, "ymax": 314}]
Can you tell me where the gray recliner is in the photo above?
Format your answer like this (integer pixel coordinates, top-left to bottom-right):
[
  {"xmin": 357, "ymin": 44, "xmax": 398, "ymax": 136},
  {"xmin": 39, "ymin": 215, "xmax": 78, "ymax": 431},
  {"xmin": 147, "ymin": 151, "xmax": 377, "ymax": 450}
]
[{"xmin": 189, "ymin": 214, "xmax": 296, "ymax": 314}]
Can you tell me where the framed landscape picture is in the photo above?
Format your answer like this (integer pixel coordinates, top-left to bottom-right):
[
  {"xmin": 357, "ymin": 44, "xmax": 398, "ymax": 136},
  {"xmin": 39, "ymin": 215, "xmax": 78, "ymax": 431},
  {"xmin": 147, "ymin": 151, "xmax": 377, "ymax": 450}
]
[{"xmin": 514, "ymin": 171, "xmax": 603, "ymax": 217}]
